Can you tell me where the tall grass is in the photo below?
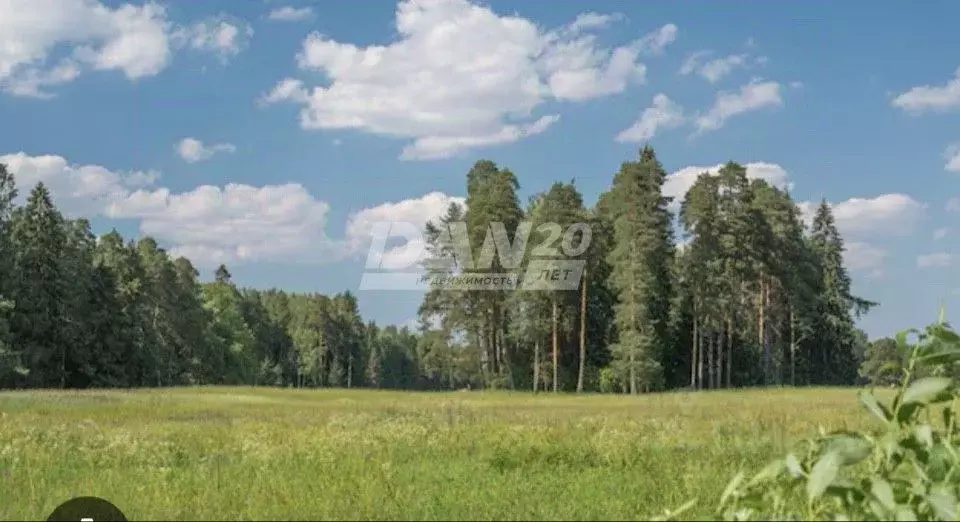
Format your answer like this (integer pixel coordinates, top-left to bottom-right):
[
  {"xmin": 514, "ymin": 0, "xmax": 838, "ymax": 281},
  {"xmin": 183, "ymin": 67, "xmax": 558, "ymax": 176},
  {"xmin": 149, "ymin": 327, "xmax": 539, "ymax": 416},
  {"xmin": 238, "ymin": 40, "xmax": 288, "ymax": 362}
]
[{"xmin": 1, "ymin": 387, "xmax": 881, "ymax": 520}]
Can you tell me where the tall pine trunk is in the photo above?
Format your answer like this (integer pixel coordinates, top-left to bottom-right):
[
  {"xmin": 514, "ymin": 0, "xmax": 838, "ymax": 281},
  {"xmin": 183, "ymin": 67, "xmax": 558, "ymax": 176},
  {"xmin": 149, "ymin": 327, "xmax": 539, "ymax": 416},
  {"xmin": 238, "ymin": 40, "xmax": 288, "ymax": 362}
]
[
  {"xmin": 533, "ymin": 339, "xmax": 540, "ymax": 393},
  {"xmin": 763, "ymin": 281, "xmax": 773, "ymax": 385},
  {"xmin": 707, "ymin": 326, "xmax": 715, "ymax": 389},
  {"xmin": 759, "ymin": 275, "xmax": 766, "ymax": 384},
  {"xmin": 697, "ymin": 319, "xmax": 704, "ymax": 390},
  {"xmin": 718, "ymin": 323, "xmax": 725, "ymax": 389},
  {"xmin": 502, "ymin": 326, "xmax": 514, "ymax": 389},
  {"xmin": 552, "ymin": 299, "xmax": 559, "ymax": 393},
  {"xmin": 726, "ymin": 316, "xmax": 733, "ymax": 389},
  {"xmin": 489, "ymin": 314, "xmax": 498, "ymax": 377},
  {"xmin": 577, "ymin": 266, "xmax": 587, "ymax": 393},
  {"xmin": 789, "ymin": 308, "xmax": 797, "ymax": 386},
  {"xmin": 477, "ymin": 328, "xmax": 488, "ymax": 381},
  {"xmin": 347, "ymin": 354, "xmax": 352, "ymax": 388},
  {"xmin": 690, "ymin": 313, "xmax": 698, "ymax": 389}
]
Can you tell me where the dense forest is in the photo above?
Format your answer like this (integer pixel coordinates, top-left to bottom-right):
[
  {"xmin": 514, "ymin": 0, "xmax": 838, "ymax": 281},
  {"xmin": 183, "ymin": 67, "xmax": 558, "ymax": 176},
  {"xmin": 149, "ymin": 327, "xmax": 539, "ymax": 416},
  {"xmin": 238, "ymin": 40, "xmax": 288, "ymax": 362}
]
[{"xmin": 0, "ymin": 147, "xmax": 899, "ymax": 391}]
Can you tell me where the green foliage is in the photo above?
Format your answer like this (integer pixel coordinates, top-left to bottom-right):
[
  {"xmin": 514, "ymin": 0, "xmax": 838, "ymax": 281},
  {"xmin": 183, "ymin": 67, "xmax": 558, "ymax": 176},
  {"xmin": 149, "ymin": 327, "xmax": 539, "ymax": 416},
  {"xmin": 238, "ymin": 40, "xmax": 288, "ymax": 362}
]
[
  {"xmin": 606, "ymin": 146, "xmax": 675, "ymax": 394},
  {"xmin": 598, "ymin": 366, "xmax": 618, "ymax": 393},
  {"xmin": 0, "ymin": 149, "xmax": 877, "ymax": 393},
  {"xmin": 661, "ymin": 310, "xmax": 960, "ymax": 520},
  {"xmin": 860, "ymin": 337, "xmax": 903, "ymax": 386}
]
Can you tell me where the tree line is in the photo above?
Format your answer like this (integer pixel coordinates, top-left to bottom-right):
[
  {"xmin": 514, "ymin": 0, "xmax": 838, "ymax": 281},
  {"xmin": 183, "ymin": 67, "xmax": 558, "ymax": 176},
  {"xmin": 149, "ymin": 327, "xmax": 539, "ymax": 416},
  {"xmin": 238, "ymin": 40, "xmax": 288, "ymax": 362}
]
[
  {"xmin": 0, "ymin": 146, "xmax": 880, "ymax": 391},
  {"xmin": 417, "ymin": 147, "xmax": 876, "ymax": 392}
]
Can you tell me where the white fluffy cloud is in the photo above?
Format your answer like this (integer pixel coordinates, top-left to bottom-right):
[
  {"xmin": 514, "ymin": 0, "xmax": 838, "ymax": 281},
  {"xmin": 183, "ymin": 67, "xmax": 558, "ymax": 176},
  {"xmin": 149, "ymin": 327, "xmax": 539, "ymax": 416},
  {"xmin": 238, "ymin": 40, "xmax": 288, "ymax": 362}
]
[
  {"xmin": 797, "ymin": 195, "xmax": 926, "ymax": 239},
  {"xmin": 267, "ymin": 6, "xmax": 314, "ymax": 22},
  {"xmin": 934, "ymin": 227, "xmax": 950, "ymax": 241},
  {"xmin": 0, "ymin": 1, "xmax": 251, "ymax": 97},
  {"xmin": 680, "ymin": 51, "xmax": 763, "ymax": 84},
  {"xmin": 108, "ymin": 183, "xmax": 341, "ymax": 266},
  {"xmin": 176, "ymin": 138, "xmax": 236, "ymax": 163},
  {"xmin": 694, "ymin": 80, "xmax": 783, "ymax": 134},
  {"xmin": 917, "ymin": 253, "xmax": 955, "ymax": 268},
  {"xmin": 665, "ymin": 162, "xmax": 791, "ymax": 210},
  {"xmin": 679, "ymin": 51, "xmax": 711, "ymax": 75},
  {"xmin": 4, "ymin": 61, "xmax": 82, "ymax": 98},
  {"xmin": 0, "ymin": 152, "xmax": 160, "ymax": 216},
  {"xmin": 400, "ymin": 115, "xmax": 560, "ymax": 161},
  {"xmin": 0, "ymin": 0, "xmax": 170, "ymax": 96},
  {"xmin": 344, "ymin": 192, "xmax": 466, "ymax": 269},
  {"xmin": 1, "ymin": 151, "xmax": 468, "ymax": 269},
  {"xmin": 262, "ymin": 0, "xmax": 676, "ymax": 160},
  {"xmin": 944, "ymin": 143, "xmax": 960, "ymax": 172},
  {"xmin": 844, "ymin": 241, "xmax": 887, "ymax": 277},
  {"xmin": 566, "ymin": 12, "xmax": 622, "ymax": 34},
  {"xmin": 635, "ymin": 23, "xmax": 677, "ymax": 55},
  {"xmin": 615, "ymin": 93, "xmax": 685, "ymax": 143},
  {"xmin": 3, "ymin": 151, "xmax": 342, "ymax": 267},
  {"xmin": 171, "ymin": 16, "xmax": 253, "ymax": 61},
  {"xmin": 829, "ymin": 194, "xmax": 927, "ymax": 238},
  {"xmin": 892, "ymin": 67, "xmax": 960, "ymax": 113},
  {"xmin": 698, "ymin": 54, "xmax": 750, "ymax": 83}
]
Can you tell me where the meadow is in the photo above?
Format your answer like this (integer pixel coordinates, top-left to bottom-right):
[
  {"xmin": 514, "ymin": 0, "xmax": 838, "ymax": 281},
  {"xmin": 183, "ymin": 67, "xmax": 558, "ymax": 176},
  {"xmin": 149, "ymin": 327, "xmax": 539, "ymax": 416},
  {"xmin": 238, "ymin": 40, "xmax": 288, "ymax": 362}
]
[{"xmin": 0, "ymin": 386, "xmax": 886, "ymax": 520}]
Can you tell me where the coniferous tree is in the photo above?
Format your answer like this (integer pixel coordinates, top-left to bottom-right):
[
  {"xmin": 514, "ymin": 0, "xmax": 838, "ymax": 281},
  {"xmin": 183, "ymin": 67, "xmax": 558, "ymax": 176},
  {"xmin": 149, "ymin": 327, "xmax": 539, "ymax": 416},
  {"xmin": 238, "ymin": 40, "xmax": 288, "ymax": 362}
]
[
  {"xmin": 0, "ymin": 166, "xmax": 23, "ymax": 387},
  {"xmin": 11, "ymin": 183, "xmax": 68, "ymax": 387},
  {"xmin": 0, "ymin": 152, "xmax": 880, "ymax": 392},
  {"xmin": 607, "ymin": 146, "xmax": 675, "ymax": 393},
  {"xmin": 809, "ymin": 200, "xmax": 877, "ymax": 384}
]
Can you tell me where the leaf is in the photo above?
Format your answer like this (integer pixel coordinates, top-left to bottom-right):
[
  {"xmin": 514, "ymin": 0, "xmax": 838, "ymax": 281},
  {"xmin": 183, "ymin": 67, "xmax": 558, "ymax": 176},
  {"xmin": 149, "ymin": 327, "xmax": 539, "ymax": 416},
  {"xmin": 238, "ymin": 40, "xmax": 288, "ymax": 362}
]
[
  {"xmin": 672, "ymin": 498, "xmax": 697, "ymax": 516},
  {"xmin": 718, "ymin": 471, "xmax": 745, "ymax": 508},
  {"xmin": 897, "ymin": 402, "xmax": 922, "ymax": 424},
  {"xmin": 914, "ymin": 328, "xmax": 960, "ymax": 365},
  {"xmin": 926, "ymin": 444, "xmax": 953, "ymax": 482},
  {"xmin": 929, "ymin": 323, "xmax": 960, "ymax": 345},
  {"xmin": 896, "ymin": 328, "xmax": 921, "ymax": 351},
  {"xmin": 824, "ymin": 435, "xmax": 873, "ymax": 466},
  {"xmin": 895, "ymin": 506, "xmax": 918, "ymax": 521},
  {"xmin": 746, "ymin": 459, "xmax": 784, "ymax": 488},
  {"xmin": 916, "ymin": 424, "xmax": 934, "ymax": 447},
  {"xmin": 941, "ymin": 406, "xmax": 954, "ymax": 431},
  {"xmin": 867, "ymin": 500, "xmax": 888, "ymax": 520},
  {"xmin": 656, "ymin": 499, "xmax": 697, "ymax": 521},
  {"xmin": 859, "ymin": 391, "xmax": 893, "ymax": 423},
  {"xmin": 901, "ymin": 377, "xmax": 953, "ymax": 405},
  {"xmin": 785, "ymin": 454, "xmax": 805, "ymax": 478},
  {"xmin": 870, "ymin": 478, "xmax": 896, "ymax": 511},
  {"xmin": 807, "ymin": 451, "xmax": 842, "ymax": 502},
  {"xmin": 915, "ymin": 348, "xmax": 960, "ymax": 367},
  {"xmin": 928, "ymin": 486, "xmax": 958, "ymax": 521}
]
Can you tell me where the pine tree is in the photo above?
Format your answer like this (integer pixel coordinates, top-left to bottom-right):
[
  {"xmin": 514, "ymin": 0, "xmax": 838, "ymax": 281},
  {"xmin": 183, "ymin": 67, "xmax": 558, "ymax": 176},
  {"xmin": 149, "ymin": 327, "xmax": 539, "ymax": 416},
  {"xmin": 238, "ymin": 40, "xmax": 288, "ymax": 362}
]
[
  {"xmin": 11, "ymin": 183, "xmax": 68, "ymax": 387},
  {"xmin": 809, "ymin": 200, "xmax": 877, "ymax": 384},
  {"xmin": 463, "ymin": 160, "xmax": 523, "ymax": 387},
  {"xmin": 0, "ymin": 164, "xmax": 23, "ymax": 387},
  {"xmin": 607, "ymin": 146, "xmax": 675, "ymax": 393}
]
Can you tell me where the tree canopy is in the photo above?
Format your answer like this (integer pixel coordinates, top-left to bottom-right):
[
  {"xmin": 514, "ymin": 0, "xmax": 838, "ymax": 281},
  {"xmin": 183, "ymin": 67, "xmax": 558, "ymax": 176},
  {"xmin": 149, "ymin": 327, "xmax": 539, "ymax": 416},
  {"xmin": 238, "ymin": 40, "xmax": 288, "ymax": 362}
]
[{"xmin": 0, "ymin": 150, "xmax": 877, "ymax": 391}]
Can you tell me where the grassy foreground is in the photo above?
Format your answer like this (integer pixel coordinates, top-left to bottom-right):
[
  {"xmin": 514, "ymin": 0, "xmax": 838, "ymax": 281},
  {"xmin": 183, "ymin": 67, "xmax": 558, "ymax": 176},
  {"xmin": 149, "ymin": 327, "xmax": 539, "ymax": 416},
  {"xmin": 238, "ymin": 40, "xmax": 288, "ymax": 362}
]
[{"xmin": 0, "ymin": 386, "xmax": 886, "ymax": 520}]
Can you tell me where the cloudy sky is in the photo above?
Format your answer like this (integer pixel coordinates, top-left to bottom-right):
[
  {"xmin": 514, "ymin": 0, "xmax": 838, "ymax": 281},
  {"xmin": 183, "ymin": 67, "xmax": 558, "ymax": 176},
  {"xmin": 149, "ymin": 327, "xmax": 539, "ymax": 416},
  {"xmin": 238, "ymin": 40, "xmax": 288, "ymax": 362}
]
[{"xmin": 0, "ymin": 0, "xmax": 957, "ymax": 339}]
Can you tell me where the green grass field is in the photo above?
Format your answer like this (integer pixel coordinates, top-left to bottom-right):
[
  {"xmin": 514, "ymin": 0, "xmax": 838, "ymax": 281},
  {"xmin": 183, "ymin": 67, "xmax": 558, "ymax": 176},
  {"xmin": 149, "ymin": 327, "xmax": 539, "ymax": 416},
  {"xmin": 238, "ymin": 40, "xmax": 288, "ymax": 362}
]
[{"xmin": 0, "ymin": 387, "xmax": 887, "ymax": 520}]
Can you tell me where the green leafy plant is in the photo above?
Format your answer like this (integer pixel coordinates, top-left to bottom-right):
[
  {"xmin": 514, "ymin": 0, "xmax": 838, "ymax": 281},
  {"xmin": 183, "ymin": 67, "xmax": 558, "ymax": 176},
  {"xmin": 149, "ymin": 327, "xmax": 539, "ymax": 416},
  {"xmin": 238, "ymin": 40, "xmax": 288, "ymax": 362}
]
[{"xmin": 656, "ymin": 309, "xmax": 960, "ymax": 521}]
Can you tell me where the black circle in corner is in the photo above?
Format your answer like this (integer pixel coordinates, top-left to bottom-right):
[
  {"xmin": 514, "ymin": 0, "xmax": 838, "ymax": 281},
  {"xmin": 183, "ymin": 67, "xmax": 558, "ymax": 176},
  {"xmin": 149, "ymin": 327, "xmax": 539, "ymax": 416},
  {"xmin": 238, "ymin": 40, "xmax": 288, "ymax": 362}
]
[{"xmin": 46, "ymin": 496, "xmax": 128, "ymax": 522}]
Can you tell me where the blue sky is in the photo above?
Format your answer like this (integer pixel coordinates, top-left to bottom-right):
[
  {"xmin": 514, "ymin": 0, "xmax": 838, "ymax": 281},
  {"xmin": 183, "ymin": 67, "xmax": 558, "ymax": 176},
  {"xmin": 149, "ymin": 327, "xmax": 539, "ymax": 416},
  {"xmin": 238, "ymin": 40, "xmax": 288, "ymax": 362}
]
[{"xmin": 0, "ymin": 0, "xmax": 958, "ymax": 340}]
